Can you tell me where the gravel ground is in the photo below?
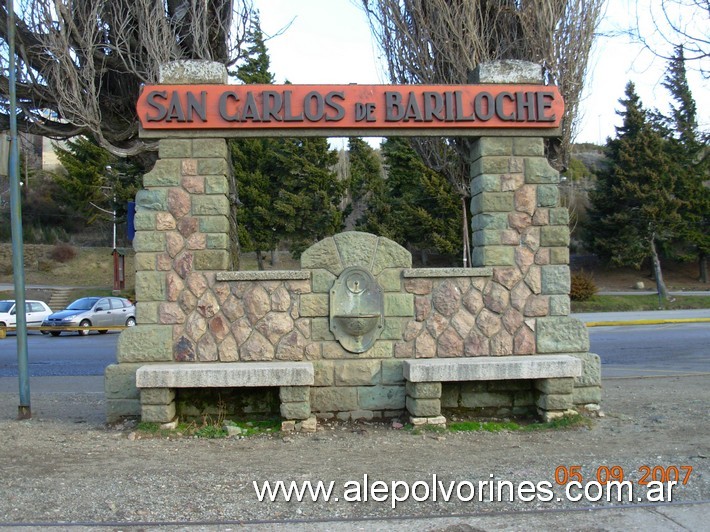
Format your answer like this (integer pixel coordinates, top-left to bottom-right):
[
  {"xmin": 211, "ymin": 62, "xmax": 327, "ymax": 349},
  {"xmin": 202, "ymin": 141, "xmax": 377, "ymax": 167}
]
[{"xmin": 0, "ymin": 375, "xmax": 708, "ymax": 529}]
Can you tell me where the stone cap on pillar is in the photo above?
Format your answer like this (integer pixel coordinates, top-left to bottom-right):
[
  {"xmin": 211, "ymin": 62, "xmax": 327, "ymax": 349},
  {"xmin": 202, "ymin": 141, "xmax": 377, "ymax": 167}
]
[
  {"xmin": 471, "ymin": 60, "xmax": 543, "ymax": 84},
  {"xmin": 159, "ymin": 60, "xmax": 228, "ymax": 84}
]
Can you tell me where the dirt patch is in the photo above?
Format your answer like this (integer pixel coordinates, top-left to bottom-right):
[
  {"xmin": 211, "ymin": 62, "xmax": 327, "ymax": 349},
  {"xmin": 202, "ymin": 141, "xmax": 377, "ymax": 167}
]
[
  {"xmin": 573, "ymin": 256, "xmax": 709, "ymax": 292},
  {"xmin": 0, "ymin": 375, "xmax": 707, "ymax": 524}
]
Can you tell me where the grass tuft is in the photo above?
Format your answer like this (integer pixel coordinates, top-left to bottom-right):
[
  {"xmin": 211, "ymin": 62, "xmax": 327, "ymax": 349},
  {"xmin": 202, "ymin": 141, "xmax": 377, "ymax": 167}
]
[
  {"xmin": 522, "ymin": 414, "xmax": 592, "ymax": 431},
  {"xmin": 443, "ymin": 415, "xmax": 591, "ymax": 434},
  {"xmin": 134, "ymin": 417, "xmax": 281, "ymax": 439},
  {"xmin": 448, "ymin": 420, "xmax": 522, "ymax": 432}
]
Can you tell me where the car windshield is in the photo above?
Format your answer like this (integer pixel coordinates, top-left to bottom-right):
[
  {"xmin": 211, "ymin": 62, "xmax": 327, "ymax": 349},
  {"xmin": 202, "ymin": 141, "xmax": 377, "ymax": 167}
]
[
  {"xmin": 0, "ymin": 302, "xmax": 13, "ymax": 312},
  {"xmin": 66, "ymin": 298, "xmax": 99, "ymax": 311}
]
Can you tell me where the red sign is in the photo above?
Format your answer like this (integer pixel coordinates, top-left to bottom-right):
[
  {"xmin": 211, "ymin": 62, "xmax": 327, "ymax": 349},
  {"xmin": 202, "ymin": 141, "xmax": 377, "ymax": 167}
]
[{"xmin": 137, "ymin": 84, "xmax": 563, "ymax": 135}]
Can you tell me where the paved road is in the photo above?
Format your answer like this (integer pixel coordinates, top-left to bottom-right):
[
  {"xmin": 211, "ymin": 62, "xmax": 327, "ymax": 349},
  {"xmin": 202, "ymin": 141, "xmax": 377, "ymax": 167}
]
[
  {"xmin": 0, "ymin": 330, "xmax": 118, "ymax": 378},
  {"xmin": 589, "ymin": 322, "xmax": 710, "ymax": 377},
  {"xmin": 574, "ymin": 308, "xmax": 710, "ymax": 324},
  {"xmin": 597, "ymin": 290, "xmax": 710, "ymax": 296},
  {"xmin": 0, "ymin": 322, "xmax": 707, "ymax": 385}
]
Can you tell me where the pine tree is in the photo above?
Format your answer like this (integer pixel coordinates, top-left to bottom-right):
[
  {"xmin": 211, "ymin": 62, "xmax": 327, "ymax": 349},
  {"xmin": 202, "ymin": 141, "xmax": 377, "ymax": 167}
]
[
  {"xmin": 229, "ymin": 14, "xmax": 280, "ymax": 269},
  {"xmin": 53, "ymin": 137, "xmax": 141, "ymax": 231},
  {"xmin": 587, "ymin": 83, "xmax": 683, "ymax": 300},
  {"xmin": 344, "ymin": 137, "xmax": 384, "ymax": 228},
  {"xmin": 359, "ymin": 138, "xmax": 462, "ymax": 264},
  {"xmin": 271, "ymin": 137, "xmax": 344, "ymax": 256},
  {"xmin": 234, "ymin": 16, "xmax": 273, "ymax": 85},
  {"xmin": 662, "ymin": 46, "xmax": 710, "ymax": 283}
]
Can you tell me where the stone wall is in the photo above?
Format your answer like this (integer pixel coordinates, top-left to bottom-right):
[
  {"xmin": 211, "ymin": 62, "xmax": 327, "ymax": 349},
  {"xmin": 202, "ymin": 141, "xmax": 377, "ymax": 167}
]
[{"xmin": 104, "ymin": 59, "xmax": 601, "ymax": 422}]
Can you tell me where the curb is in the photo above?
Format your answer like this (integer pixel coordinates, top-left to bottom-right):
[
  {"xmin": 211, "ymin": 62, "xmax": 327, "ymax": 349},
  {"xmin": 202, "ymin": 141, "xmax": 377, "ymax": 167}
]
[{"xmin": 585, "ymin": 317, "xmax": 710, "ymax": 327}]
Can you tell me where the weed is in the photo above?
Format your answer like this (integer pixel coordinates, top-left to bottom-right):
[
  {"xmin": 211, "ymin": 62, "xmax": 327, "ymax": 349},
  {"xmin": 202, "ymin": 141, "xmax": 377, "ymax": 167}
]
[
  {"xmin": 194, "ymin": 424, "xmax": 228, "ymax": 438},
  {"xmin": 134, "ymin": 417, "xmax": 281, "ymax": 439},
  {"xmin": 522, "ymin": 414, "xmax": 592, "ymax": 431},
  {"xmin": 136, "ymin": 421, "xmax": 160, "ymax": 433},
  {"xmin": 438, "ymin": 414, "xmax": 591, "ymax": 434},
  {"xmin": 449, "ymin": 420, "xmax": 522, "ymax": 432},
  {"xmin": 570, "ymin": 270, "xmax": 598, "ymax": 301}
]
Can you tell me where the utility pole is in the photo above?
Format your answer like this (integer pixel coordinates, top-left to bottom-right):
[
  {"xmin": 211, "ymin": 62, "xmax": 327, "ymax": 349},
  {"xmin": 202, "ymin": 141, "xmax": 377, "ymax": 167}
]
[{"xmin": 7, "ymin": 0, "xmax": 31, "ymax": 419}]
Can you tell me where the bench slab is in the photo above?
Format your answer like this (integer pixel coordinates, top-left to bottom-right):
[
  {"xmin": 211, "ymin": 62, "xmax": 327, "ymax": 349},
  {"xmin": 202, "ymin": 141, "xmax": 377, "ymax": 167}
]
[
  {"xmin": 136, "ymin": 362, "xmax": 314, "ymax": 389},
  {"xmin": 403, "ymin": 355, "xmax": 582, "ymax": 382}
]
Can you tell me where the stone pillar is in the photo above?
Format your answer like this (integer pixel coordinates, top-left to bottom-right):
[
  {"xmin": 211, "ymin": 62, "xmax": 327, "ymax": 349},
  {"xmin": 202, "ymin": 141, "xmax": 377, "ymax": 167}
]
[
  {"xmin": 105, "ymin": 60, "xmax": 237, "ymax": 421},
  {"xmin": 469, "ymin": 60, "xmax": 601, "ymax": 411}
]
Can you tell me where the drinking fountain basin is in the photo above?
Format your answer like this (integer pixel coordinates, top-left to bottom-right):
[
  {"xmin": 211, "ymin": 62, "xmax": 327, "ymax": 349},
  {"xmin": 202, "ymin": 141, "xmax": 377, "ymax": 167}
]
[{"xmin": 332, "ymin": 314, "xmax": 381, "ymax": 337}]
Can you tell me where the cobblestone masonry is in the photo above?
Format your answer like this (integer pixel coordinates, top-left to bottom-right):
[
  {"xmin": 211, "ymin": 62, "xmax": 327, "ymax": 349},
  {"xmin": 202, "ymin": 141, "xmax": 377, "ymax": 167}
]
[{"xmin": 104, "ymin": 60, "xmax": 600, "ymax": 422}]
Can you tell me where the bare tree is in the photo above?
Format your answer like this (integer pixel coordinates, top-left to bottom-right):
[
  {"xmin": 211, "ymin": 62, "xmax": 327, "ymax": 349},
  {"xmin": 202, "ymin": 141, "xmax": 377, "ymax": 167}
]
[
  {"xmin": 0, "ymin": 0, "xmax": 253, "ymax": 158},
  {"xmin": 628, "ymin": 0, "xmax": 709, "ymax": 77},
  {"xmin": 361, "ymin": 0, "xmax": 605, "ymax": 174}
]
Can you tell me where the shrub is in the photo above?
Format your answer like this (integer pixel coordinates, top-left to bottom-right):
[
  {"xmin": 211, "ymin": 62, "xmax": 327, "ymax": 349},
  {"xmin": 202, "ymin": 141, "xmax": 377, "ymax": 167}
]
[
  {"xmin": 37, "ymin": 260, "xmax": 54, "ymax": 272},
  {"xmin": 50, "ymin": 242, "xmax": 77, "ymax": 263},
  {"xmin": 570, "ymin": 270, "xmax": 598, "ymax": 301}
]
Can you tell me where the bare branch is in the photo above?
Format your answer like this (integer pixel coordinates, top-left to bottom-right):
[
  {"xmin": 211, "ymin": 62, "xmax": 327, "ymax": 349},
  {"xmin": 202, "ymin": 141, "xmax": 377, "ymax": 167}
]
[
  {"xmin": 362, "ymin": 0, "xmax": 605, "ymax": 178},
  {"xmin": 0, "ymin": 0, "xmax": 254, "ymax": 158},
  {"xmin": 622, "ymin": 0, "xmax": 709, "ymax": 77}
]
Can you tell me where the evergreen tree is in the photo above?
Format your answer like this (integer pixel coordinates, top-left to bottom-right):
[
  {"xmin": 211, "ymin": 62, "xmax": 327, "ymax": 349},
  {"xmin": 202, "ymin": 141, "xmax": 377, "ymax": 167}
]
[
  {"xmin": 229, "ymin": 16, "xmax": 347, "ymax": 265},
  {"xmin": 54, "ymin": 137, "xmax": 114, "ymax": 224},
  {"xmin": 234, "ymin": 16, "xmax": 274, "ymax": 85},
  {"xmin": 347, "ymin": 137, "xmax": 382, "ymax": 200},
  {"xmin": 229, "ymin": 14, "xmax": 281, "ymax": 269},
  {"xmin": 272, "ymin": 137, "xmax": 345, "ymax": 256},
  {"xmin": 587, "ymin": 83, "xmax": 683, "ymax": 300},
  {"xmin": 662, "ymin": 46, "xmax": 710, "ymax": 283},
  {"xmin": 360, "ymin": 138, "xmax": 461, "ymax": 264},
  {"xmin": 344, "ymin": 137, "xmax": 384, "ymax": 228},
  {"xmin": 53, "ymin": 137, "xmax": 141, "ymax": 234}
]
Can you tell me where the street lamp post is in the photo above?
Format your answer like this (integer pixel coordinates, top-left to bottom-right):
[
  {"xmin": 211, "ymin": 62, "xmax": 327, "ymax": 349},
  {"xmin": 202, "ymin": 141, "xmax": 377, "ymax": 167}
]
[
  {"xmin": 111, "ymin": 193, "xmax": 116, "ymax": 251},
  {"xmin": 94, "ymin": 166, "xmax": 122, "ymax": 293},
  {"xmin": 89, "ymin": 190, "xmax": 116, "ymax": 250}
]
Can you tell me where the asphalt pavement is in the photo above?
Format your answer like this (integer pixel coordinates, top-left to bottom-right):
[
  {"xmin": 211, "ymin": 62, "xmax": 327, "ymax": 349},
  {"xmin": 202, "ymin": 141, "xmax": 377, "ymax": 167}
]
[{"xmin": 573, "ymin": 308, "xmax": 710, "ymax": 326}]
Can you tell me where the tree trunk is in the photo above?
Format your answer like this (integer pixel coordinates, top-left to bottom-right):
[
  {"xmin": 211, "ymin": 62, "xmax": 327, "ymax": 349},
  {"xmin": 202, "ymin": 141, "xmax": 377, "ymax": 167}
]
[
  {"xmin": 256, "ymin": 250, "xmax": 264, "ymax": 271},
  {"xmin": 420, "ymin": 249, "xmax": 428, "ymax": 266},
  {"xmin": 271, "ymin": 245, "xmax": 279, "ymax": 267},
  {"xmin": 700, "ymin": 252, "xmax": 708, "ymax": 284},
  {"xmin": 649, "ymin": 237, "xmax": 669, "ymax": 300}
]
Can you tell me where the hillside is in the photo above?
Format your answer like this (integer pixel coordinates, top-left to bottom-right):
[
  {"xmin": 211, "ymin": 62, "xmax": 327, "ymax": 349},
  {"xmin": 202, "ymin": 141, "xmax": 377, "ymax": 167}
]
[
  {"xmin": 0, "ymin": 244, "xmax": 136, "ymax": 289},
  {"xmin": 1, "ymin": 244, "xmax": 708, "ymax": 293}
]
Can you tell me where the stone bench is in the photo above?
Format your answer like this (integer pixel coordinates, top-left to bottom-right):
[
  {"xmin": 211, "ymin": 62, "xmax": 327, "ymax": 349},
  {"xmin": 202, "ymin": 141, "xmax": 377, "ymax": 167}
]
[
  {"xmin": 135, "ymin": 362, "xmax": 314, "ymax": 423},
  {"xmin": 402, "ymin": 355, "xmax": 582, "ymax": 423}
]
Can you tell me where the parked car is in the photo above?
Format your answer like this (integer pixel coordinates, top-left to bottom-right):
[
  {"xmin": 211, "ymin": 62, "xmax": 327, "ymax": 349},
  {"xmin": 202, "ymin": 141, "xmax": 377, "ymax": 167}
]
[
  {"xmin": 0, "ymin": 300, "xmax": 54, "ymax": 330},
  {"xmin": 42, "ymin": 296, "xmax": 136, "ymax": 336}
]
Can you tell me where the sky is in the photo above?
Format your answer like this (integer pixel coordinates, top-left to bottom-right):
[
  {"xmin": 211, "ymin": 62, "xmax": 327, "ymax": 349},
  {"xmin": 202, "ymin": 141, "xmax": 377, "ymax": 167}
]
[{"xmin": 252, "ymin": 0, "xmax": 709, "ymax": 147}]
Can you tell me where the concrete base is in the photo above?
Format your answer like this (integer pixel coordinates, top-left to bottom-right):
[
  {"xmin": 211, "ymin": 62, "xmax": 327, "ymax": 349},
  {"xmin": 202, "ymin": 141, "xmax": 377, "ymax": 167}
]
[
  {"xmin": 403, "ymin": 356, "xmax": 583, "ymax": 422},
  {"xmin": 136, "ymin": 362, "xmax": 314, "ymax": 388},
  {"xmin": 403, "ymin": 356, "xmax": 582, "ymax": 382},
  {"xmin": 135, "ymin": 362, "xmax": 315, "ymax": 423}
]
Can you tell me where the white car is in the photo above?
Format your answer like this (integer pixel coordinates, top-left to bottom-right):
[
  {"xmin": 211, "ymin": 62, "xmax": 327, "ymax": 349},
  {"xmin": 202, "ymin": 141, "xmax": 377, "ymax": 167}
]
[{"xmin": 0, "ymin": 300, "xmax": 54, "ymax": 329}]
